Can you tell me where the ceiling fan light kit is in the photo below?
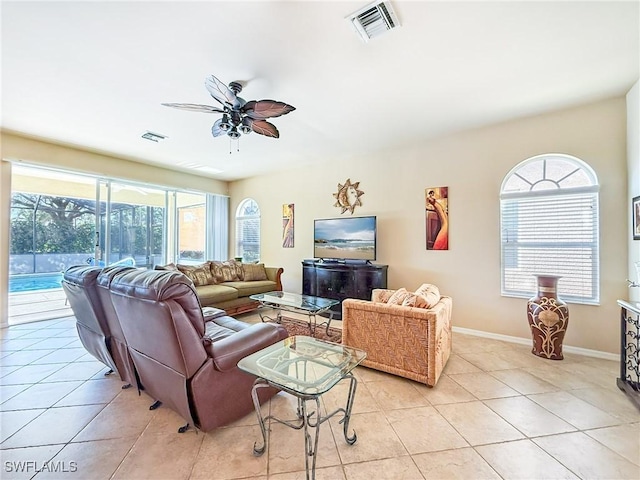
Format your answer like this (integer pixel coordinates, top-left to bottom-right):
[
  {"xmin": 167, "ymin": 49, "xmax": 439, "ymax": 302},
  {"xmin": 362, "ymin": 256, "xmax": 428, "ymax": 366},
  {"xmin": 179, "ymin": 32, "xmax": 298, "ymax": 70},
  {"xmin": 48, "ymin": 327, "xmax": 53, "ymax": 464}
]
[{"xmin": 162, "ymin": 74, "xmax": 295, "ymax": 153}]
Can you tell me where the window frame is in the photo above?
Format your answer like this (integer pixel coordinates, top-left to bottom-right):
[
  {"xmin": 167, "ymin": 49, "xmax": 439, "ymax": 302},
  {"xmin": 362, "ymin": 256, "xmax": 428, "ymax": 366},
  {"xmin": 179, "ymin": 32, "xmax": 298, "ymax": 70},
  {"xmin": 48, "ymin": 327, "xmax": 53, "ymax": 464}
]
[{"xmin": 500, "ymin": 154, "xmax": 600, "ymax": 305}]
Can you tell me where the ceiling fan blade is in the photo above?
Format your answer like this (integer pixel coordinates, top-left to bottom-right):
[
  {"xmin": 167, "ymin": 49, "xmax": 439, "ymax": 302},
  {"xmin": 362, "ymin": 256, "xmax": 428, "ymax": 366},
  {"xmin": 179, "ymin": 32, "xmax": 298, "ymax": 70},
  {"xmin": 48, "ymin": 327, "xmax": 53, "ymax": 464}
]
[
  {"xmin": 161, "ymin": 103, "xmax": 225, "ymax": 114},
  {"xmin": 251, "ymin": 120, "xmax": 279, "ymax": 138},
  {"xmin": 211, "ymin": 118, "xmax": 226, "ymax": 137},
  {"xmin": 242, "ymin": 100, "xmax": 296, "ymax": 120},
  {"xmin": 205, "ymin": 75, "xmax": 240, "ymax": 109}
]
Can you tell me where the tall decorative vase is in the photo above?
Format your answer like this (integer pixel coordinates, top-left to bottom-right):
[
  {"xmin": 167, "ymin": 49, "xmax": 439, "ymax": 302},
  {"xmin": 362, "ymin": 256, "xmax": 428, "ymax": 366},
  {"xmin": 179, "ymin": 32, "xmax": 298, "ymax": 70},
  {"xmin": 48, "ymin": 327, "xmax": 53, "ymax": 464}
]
[{"xmin": 527, "ymin": 274, "xmax": 569, "ymax": 360}]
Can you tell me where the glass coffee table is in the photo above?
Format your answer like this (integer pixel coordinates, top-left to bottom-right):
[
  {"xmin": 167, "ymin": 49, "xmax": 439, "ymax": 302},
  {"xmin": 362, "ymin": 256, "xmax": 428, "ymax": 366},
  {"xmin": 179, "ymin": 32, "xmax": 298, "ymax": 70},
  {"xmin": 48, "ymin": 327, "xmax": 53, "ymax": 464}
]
[
  {"xmin": 249, "ymin": 291, "xmax": 339, "ymax": 335},
  {"xmin": 238, "ymin": 336, "xmax": 366, "ymax": 480}
]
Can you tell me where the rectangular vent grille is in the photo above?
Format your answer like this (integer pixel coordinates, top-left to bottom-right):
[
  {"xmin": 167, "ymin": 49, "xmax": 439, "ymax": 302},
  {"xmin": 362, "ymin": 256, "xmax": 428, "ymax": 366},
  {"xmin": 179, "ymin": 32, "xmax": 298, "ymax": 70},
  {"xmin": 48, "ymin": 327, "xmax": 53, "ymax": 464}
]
[
  {"xmin": 348, "ymin": 1, "xmax": 400, "ymax": 42},
  {"xmin": 141, "ymin": 131, "xmax": 167, "ymax": 142},
  {"xmin": 177, "ymin": 162, "xmax": 223, "ymax": 174}
]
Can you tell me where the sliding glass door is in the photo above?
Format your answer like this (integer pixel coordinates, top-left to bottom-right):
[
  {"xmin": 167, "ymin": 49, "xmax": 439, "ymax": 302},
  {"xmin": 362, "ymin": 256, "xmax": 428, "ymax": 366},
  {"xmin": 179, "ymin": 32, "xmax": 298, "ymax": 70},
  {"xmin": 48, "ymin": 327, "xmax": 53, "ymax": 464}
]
[
  {"xmin": 8, "ymin": 164, "xmax": 229, "ymax": 324},
  {"xmin": 96, "ymin": 181, "xmax": 167, "ymax": 268}
]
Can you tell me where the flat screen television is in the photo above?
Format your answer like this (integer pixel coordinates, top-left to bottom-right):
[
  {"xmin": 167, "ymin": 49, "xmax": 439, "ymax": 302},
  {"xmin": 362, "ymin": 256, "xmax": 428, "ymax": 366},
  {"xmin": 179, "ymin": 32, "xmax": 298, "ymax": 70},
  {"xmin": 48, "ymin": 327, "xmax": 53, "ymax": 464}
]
[{"xmin": 314, "ymin": 216, "xmax": 376, "ymax": 261}]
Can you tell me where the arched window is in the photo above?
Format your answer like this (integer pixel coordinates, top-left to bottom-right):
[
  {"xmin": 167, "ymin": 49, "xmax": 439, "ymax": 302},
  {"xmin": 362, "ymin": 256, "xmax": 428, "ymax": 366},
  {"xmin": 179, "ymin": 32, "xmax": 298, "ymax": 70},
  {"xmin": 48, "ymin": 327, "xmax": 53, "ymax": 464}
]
[
  {"xmin": 500, "ymin": 154, "xmax": 600, "ymax": 304},
  {"xmin": 235, "ymin": 198, "xmax": 260, "ymax": 263}
]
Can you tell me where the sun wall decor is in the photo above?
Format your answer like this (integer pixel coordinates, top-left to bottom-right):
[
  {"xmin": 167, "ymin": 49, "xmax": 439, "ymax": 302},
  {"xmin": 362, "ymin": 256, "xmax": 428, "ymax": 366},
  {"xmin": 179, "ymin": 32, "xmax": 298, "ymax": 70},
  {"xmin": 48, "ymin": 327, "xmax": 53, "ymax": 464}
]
[{"xmin": 333, "ymin": 178, "xmax": 364, "ymax": 215}]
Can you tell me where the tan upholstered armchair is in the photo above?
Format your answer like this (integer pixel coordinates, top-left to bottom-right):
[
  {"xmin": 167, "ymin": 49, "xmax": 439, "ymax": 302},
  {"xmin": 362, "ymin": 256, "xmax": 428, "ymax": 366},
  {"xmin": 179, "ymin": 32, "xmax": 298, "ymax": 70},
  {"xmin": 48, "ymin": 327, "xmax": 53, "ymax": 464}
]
[{"xmin": 342, "ymin": 288, "xmax": 452, "ymax": 387}]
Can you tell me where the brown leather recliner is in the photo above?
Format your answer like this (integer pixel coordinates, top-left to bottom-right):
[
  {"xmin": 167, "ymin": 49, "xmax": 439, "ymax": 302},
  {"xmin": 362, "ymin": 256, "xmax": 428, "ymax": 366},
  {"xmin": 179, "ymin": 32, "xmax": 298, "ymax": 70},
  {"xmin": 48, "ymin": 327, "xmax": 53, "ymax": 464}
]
[
  {"xmin": 108, "ymin": 268, "xmax": 289, "ymax": 432},
  {"xmin": 62, "ymin": 265, "xmax": 119, "ymax": 376},
  {"xmin": 96, "ymin": 265, "xmax": 140, "ymax": 389}
]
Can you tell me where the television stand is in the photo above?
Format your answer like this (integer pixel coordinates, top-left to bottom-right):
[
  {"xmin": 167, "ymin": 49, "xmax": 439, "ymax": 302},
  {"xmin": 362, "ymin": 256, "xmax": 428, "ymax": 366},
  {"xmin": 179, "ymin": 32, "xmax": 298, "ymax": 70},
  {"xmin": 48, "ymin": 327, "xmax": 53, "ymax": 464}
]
[
  {"xmin": 316, "ymin": 259, "xmax": 373, "ymax": 265},
  {"xmin": 346, "ymin": 259, "xmax": 373, "ymax": 265},
  {"xmin": 302, "ymin": 259, "xmax": 388, "ymax": 320}
]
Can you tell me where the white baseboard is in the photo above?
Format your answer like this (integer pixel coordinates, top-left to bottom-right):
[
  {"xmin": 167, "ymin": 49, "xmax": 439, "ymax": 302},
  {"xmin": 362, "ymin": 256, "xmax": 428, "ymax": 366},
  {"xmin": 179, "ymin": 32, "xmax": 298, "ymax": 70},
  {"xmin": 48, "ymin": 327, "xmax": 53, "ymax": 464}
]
[{"xmin": 452, "ymin": 326, "xmax": 618, "ymax": 362}]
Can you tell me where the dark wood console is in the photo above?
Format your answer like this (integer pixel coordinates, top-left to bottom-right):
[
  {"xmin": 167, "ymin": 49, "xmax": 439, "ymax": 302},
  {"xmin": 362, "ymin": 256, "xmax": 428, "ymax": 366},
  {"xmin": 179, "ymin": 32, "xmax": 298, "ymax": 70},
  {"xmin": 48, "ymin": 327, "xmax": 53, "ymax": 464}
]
[{"xmin": 302, "ymin": 259, "xmax": 388, "ymax": 320}]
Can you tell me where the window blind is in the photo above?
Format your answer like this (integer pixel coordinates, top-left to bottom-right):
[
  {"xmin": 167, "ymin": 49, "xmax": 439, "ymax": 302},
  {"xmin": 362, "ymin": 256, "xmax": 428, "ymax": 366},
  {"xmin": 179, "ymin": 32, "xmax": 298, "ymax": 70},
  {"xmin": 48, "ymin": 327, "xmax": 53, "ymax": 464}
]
[{"xmin": 501, "ymin": 190, "xmax": 599, "ymax": 304}]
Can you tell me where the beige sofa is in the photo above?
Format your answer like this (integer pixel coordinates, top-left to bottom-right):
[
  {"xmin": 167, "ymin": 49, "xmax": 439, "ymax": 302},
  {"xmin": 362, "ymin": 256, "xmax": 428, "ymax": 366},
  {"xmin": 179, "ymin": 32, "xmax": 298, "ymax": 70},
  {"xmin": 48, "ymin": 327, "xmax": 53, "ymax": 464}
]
[
  {"xmin": 157, "ymin": 261, "xmax": 283, "ymax": 316},
  {"xmin": 342, "ymin": 286, "xmax": 452, "ymax": 387}
]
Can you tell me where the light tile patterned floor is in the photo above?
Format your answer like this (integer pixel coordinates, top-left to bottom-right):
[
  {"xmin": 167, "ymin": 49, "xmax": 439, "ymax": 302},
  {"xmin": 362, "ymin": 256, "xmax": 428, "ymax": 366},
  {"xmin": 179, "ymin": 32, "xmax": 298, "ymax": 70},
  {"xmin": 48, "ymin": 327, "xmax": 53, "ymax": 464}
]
[{"xmin": 1, "ymin": 313, "xmax": 639, "ymax": 479}]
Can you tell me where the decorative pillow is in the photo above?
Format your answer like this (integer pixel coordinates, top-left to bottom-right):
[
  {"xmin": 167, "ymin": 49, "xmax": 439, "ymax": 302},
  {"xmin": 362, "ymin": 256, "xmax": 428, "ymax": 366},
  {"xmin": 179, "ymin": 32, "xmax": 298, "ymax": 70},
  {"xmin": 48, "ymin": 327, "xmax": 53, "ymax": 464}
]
[
  {"xmin": 386, "ymin": 286, "xmax": 440, "ymax": 309},
  {"xmin": 243, "ymin": 263, "xmax": 268, "ymax": 281},
  {"xmin": 210, "ymin": 260, "xmax": 243, "ymax": 282},
  {"xmin": 229, "ymin": 259, "xmax": 245, "ymax": 281},
  {"xmin": 155, "ymin": 263, "xmax": 179, "ymax": 271},
  {"xmin": 414, "ymin": 283, "xmax": 441, "ymax": 308},
  {"xmin": 386, "ymin": 287, "xmax": 411, "ymax": 305},
  {"xmin": 401, "ymin": 293, "xmax": 431, "ymax": 308},
  {"xmin": 177, "ymin": 262, "xmax": 215, "ymax": 286},
  {"xmin": 373, "ymin": 289, "xmax": 395, "ymax": 303}
]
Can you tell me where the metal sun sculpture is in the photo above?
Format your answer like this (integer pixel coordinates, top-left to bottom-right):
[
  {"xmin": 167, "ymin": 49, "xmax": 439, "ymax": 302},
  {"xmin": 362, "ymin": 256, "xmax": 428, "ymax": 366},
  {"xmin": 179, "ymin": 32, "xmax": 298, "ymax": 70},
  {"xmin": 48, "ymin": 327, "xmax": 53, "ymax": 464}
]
[
  {"xmin": 333, "ymin": 178, "xmax": 364, "ymax": 215},
  {"xmin": 162, "ymin": 75, "xmax": 295, "ymax": 141}
]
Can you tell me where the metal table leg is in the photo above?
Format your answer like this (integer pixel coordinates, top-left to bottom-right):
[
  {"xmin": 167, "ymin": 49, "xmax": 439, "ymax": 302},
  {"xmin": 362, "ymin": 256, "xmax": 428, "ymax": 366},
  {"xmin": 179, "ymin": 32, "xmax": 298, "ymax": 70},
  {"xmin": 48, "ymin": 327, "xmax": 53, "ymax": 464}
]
[
  {"xmin": 250, "ymin": 379, "xmax": 272, "ymax": 456},
  {"xmin": 325, "ymin": 310, "xmax": 334, "ymax": 337},
  {"xmin": 249, "ymin": 374, "xmax": 359, "ymax": 480},
  {"xmin": 306, "ymin": 309, "xmax": 334, "ymax": 337},
  {"xmin": 340, "ymin": 373, "xmax": 358, "ymax": 444},
  {"xmin": 257, "ymin": 305, "xmax": 283, "ymax": 325}
]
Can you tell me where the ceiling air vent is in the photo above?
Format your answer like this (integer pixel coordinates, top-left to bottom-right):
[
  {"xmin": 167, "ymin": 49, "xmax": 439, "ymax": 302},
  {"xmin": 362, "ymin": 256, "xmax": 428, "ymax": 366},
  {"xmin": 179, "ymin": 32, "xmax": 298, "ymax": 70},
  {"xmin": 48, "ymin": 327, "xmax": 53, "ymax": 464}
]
[
  {"xmin": 141, "ymin": 131, "xmax": 167, "ymax": 142},
  {"xmin": 177, "ymin": 162, "xmax": 223, "ymax": 175},
  {"xmin": 347, "ymin": 1, "xmax": 400, "ymax": 42}
]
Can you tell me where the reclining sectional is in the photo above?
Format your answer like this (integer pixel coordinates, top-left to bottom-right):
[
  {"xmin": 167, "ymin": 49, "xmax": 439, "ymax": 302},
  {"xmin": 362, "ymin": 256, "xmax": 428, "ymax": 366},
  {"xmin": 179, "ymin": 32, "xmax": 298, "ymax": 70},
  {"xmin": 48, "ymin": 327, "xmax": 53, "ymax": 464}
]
[
  {"xmin": 62, "ymin": 265, "xmax": 288, "ymax": 432},
  {"xmin": 62, "ymin": 266, "xmax": 123, "ymax": 382}
]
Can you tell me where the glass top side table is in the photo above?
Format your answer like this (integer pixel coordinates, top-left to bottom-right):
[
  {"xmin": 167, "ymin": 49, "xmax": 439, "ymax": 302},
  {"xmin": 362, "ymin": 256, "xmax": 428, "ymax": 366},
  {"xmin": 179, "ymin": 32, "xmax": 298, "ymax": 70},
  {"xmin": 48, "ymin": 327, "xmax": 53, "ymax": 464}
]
[{"xmin": 238, "ymin": 336, "xmax": 367, "ymax": 480}]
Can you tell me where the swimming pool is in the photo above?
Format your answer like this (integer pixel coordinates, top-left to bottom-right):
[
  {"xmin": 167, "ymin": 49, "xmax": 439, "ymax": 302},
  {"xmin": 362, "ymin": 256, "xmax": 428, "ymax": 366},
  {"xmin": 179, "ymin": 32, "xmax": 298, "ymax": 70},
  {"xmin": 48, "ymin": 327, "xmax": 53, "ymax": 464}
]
[{"xmin": 9, "ymin": 273, "xmax": 64, "ymax": 293}]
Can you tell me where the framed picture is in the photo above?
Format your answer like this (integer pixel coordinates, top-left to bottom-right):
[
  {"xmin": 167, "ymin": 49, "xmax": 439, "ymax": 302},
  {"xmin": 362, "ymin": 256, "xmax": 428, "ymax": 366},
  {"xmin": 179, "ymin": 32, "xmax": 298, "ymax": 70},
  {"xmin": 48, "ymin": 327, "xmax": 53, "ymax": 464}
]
[
  {"xmin": 425, "ymin": 187, "xmax": 448, "ymax": 250},
  {"xmin": 282, "ymin": 203, "xmax": 294, "ymax": 248},
  {"xmin": 633, "ymin": 196, "xmax": 640, "ymax": 240}
]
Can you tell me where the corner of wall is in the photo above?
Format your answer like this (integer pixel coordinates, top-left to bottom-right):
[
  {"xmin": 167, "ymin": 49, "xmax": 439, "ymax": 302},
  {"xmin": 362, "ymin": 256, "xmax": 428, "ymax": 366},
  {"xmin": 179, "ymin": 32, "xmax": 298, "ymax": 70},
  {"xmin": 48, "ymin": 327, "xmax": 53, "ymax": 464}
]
[
  {"xmin": 0, "ymin": 161, "xmax": 11, "ymax": 328},
  {"xmin": 627, "ymin": 80, "xmax": 640, "ymax": 302}
]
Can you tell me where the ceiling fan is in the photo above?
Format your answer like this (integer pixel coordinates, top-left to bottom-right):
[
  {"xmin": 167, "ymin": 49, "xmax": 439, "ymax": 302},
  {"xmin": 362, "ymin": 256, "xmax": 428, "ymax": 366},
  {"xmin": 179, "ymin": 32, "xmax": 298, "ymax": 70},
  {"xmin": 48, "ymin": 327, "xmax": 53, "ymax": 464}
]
[{"xmin": 162, "ymin": 75, "xmax": 295, "ymax": 141}]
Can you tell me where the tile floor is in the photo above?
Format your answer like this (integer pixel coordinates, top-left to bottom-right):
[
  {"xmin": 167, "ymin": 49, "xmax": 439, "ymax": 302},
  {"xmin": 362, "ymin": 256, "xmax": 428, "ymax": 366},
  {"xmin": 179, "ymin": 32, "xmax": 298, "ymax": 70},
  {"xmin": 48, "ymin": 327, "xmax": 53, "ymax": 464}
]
[{"xmin": 1, "ymin": 313, "xmax": 639, "ymax": 480}]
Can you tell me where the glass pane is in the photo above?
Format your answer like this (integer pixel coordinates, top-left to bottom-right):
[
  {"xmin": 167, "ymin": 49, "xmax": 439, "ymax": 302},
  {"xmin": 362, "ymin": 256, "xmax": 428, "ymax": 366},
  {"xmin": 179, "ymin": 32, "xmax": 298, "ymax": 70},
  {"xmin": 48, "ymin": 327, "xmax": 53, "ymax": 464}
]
[
  {"xmin": 10, "ymin": 166, "xmax": 97, "ymax": 275},
  {"xmin": 176, "ymin": 192, "xmax": 206, "ymax": 264},
  {"xmin": 545, "ymin": 158, "xmax": 577, "ymax": 183},
  {"xmin": 236, "ymin": 198, "xmax": 260, "ymax": 262},
  {"xmin": 109, "ymin": 182, "xmax": 166, "ymax": 269},
  {"xmin": 502, "ymin": 175, "xmax": 531, "ymax": 193},
  {"xmin": 530, "ymin": 179, "xmax": 559, "ymax": 191},
  {"xmin": 515, "ymin": 161, "xmax": 543, "ymax": 185},
  {"xmin": 558, "ymin": 168, "xmax": 592, "ymax": 188}
]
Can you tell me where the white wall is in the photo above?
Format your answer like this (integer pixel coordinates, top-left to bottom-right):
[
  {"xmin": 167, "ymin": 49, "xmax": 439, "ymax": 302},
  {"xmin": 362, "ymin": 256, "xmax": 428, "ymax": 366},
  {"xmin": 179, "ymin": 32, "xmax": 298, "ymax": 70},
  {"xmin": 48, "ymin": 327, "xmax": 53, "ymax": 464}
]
[
  {"xmin": 230, "ymin": 97, "xmax": 628, "ymax": 354},
  {"xmin": 627, "ymin": 80, "xmax": 640, "ymax": 302}
]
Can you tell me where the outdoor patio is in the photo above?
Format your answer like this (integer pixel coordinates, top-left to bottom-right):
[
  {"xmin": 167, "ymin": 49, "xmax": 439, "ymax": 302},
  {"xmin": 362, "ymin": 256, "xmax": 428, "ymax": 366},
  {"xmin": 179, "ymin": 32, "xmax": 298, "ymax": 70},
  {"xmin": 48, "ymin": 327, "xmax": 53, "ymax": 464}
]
[{"xmin": 8, "ymin": 289, "xmax": 72, "ymax": 325}]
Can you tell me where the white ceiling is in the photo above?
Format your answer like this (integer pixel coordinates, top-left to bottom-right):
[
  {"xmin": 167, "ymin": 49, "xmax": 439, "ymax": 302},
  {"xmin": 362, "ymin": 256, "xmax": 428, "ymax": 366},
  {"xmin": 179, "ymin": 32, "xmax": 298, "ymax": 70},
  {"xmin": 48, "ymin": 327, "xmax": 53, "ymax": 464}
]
[{"xmin": 2, "ymin": 1, "xmax": 638, "ymax": 181}]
